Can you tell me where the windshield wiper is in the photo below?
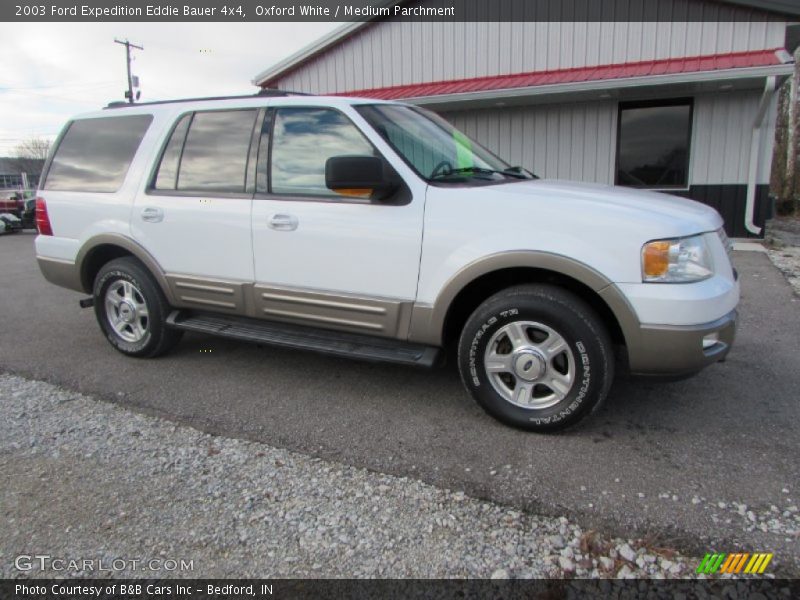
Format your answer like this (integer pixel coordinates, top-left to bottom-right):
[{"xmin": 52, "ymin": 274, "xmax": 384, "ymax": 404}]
[
  {"xmin": 431, "ymin": 166, "xmax": 529, "ymax": 181},
  {"xmin": 503, "ymin": 166, "xmax": 538, "ymax": 179}
]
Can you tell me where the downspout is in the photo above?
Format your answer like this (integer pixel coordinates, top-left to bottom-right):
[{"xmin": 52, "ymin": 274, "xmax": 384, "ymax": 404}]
[{"xmin": 744, "ymin": 76, "xmax": 777, "ymax": 236}]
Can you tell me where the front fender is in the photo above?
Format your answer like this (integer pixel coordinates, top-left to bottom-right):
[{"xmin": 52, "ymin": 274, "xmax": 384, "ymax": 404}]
[{"xmin": 408, "ymin": 250, "xmax": 641, "ymax": 347}]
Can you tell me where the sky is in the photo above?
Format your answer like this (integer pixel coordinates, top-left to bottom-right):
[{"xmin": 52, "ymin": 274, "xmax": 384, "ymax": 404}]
[{"xmin": 0, "ymin": 22, "xmax": 340, "ymax": 156}]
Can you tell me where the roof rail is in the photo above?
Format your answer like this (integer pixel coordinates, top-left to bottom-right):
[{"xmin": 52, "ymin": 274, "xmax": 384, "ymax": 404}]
[{"xmin": 103, "ymin": 88, "xmax": 311, "ymax": 109}]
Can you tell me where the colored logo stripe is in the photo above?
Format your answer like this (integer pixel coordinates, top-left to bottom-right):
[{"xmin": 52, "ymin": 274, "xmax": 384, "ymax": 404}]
[
  {"xmin": 697, "ymin": 552, "xmax": 773, "ymax": 574},
  {"xmin": 745, "ymin": 553, "xmax": 773, "ymax": 574},
  {"xmin": 697, "ymin": 553, "xmax": 725, "ymax": 574}
]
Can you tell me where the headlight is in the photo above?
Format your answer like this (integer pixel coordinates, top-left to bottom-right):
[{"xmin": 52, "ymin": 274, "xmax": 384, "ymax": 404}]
[{"xmin": 641, "ymin": 234, "xmax": 713, "ymax": 283}]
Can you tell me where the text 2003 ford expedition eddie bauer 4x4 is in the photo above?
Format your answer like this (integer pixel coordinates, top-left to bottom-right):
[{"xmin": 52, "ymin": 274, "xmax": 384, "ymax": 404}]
[{"xmin": 35, "ymin": 93, "xmax": 738, "ymax": 431}]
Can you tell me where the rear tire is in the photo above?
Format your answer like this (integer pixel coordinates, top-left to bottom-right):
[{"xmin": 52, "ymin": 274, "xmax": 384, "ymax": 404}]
[
  {"xmin": 93, "ymin": 257, "xmax": 182, "ymax": 358},
  {"xmin": 457, "ymin": 284, "xmax": 614, "ymax": 432}
]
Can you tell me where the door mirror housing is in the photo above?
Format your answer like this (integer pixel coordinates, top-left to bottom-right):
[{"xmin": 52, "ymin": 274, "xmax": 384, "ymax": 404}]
[{"xmin": 325, "ymin": 155, "xmax": 398, "ymax": 199}]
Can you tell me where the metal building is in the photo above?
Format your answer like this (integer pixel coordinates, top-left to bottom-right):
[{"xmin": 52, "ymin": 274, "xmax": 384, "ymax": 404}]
[{"xmin": 254, "ymin": 0, "xmax": 800, "ymax": 237}]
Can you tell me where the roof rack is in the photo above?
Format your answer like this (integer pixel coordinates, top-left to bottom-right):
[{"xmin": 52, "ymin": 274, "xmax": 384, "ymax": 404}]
[{"xmin": 104, "ymin": 88, "xmax": 311, "ymax": 109}]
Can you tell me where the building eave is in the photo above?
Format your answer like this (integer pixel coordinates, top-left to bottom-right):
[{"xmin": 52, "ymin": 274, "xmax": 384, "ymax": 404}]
[
  {"xmin": 252, "ymin": 2, "xmax": 402, "ymax": 87},
  {"xmin": 405, "ymin": 63, "xmax": 795, "ymax": 107},
  {"xmin": 252, "ymin": 22, "xmax": 368, "ymax": 86}
]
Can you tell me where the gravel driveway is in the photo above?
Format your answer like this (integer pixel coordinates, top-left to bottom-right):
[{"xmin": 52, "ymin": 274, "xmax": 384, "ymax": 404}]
[{"xmin": 1, "ymin": 373, "xmax": 703, "ymax": 579}]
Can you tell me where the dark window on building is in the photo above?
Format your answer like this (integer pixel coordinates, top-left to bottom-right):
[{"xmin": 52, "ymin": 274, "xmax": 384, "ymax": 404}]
[
  {"xmin": 270, "ymin": 107, "xmax": 375, "ymax": 197},
  {"xmin": 616, "ymin": 99, "xmax": 692, "ymax": 189},
  {"xmin": 44, "ymin": 115, "xmax": 153, "ymax": 192},
  {"xmin": 175, "ymin": 109, "xmax": 257, "ymax": 193}
]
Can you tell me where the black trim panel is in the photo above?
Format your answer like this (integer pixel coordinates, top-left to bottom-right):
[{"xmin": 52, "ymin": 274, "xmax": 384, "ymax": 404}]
[{"xmin": 676, "ymin": 184, "xmax": 771, "ymax": 239}]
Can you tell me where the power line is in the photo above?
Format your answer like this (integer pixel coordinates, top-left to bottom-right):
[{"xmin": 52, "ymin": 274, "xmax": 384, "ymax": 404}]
[
  {"xmin": 1, "ymin": 84, "xmax": 119, "ymax": 101},
  {"xmin": 0, "ymin": 80, "xmax": 118, "ymax": 91}
]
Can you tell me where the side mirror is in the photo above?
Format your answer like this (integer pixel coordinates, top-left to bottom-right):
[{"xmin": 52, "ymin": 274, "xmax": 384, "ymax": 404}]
[{"xmin": 325, "ymin": 155, "xmax": 397, "ymax": 199}]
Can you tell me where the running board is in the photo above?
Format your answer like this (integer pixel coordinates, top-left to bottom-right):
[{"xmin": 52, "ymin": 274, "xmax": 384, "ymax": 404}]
[{"xmin": 166, "ymin": 311, "xmax": 440, "ymax": 368}]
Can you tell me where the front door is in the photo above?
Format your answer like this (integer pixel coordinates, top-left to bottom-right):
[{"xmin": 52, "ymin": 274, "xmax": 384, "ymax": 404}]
[{"xmin": 250, "ymin": 105, "xmax": 425, "ymax": 338}]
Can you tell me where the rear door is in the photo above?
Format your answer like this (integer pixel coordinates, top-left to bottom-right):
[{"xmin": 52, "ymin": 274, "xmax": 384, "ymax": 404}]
[{"xmin": 131, "ymin": 108, "xmax": 261, "ymax": 312}]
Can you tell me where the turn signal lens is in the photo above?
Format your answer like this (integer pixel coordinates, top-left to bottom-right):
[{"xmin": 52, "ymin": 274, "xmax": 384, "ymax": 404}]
[
  {"xmin": 641, "ymin": 235, "xmax": 713, "ymax": 283},
  {"xmin": 642, "ymin": 241, "xmax": 671, "ymax": 278},
  {"xmin": 334, "ymin": 188, "xmax": 373, "ymax": 198}
]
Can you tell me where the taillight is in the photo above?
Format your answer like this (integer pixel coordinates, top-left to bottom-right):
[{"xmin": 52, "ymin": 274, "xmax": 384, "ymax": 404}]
[{"xmin": 35, "ymin": 197, "xmax": 53, "ymax": 236}]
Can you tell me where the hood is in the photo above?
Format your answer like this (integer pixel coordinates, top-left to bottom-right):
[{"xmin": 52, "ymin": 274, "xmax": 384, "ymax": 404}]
[{"xmin": 492, "ymin": 179, "xmax": 723, "ymax": 234}]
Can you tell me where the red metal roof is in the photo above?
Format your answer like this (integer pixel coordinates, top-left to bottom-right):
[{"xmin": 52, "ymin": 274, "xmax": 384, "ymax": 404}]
[{"xmin": 334, "ymin": 48, "xmax": 786, "ymax": 100}]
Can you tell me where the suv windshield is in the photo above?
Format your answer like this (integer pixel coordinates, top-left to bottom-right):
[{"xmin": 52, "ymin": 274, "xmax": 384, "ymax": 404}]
[{"xmin": 356, "ymin": 104, "xmax": 535, "ymax": 184}]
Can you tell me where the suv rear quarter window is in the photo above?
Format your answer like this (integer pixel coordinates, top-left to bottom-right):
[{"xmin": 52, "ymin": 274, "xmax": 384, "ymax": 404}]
[
  {"xmin": 152, "ymin": 109, "xmax": 258, "ymax": 194},
  {"xmin": 43, "ymin": 115, "xmax": 153, "ymax": 193}
]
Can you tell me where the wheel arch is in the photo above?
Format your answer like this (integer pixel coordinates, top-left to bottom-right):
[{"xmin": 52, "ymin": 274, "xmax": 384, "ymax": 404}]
[
  {"xmin": 409, "ymin": 251, "xmax": 640, "ymax": 353},
  {"xmin": 77, "ymin": 234, "xmax": 174, "ymax": 303}
]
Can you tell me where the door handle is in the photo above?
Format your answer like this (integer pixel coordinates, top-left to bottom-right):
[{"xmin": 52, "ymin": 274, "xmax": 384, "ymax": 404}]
[
  {"xmin": 140, "ymin": 207, "xmax": 164, "ymax": 223},
  {"xmin": 268, "ymin": 213, "xmax": 298, "ymax": 231}
]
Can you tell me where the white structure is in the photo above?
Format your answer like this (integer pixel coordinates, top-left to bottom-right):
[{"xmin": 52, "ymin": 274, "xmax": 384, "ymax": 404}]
[{"xmin": 254, "ymin": 0, "xmax": 800, "ymax": 237}]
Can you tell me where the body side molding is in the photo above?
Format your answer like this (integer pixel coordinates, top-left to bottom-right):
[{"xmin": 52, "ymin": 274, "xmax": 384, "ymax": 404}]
[{"xmin": 253, "ymin": 284, "xmax": 413, "ymax": 338}]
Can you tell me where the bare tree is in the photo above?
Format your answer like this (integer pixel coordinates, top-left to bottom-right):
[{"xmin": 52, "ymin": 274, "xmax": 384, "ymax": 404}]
[
  {"xmin": 11, "ymin": 137, "xmax": 51, "ymax": 184},
  {"xmin": 771, "ymin": 48, "xmax": 800, "ymax": 216}
]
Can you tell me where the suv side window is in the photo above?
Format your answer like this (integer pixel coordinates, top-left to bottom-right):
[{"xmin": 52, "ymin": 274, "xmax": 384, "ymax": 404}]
[
  {"xmin": 43, "ymin": 115, "xmax": 153, "ymax": 193},
  {"xmin": 153, "ymin": 109, "xmax": 258, "ymax": 194},
  {"xmin": 269, "ymin": 107, "xmax": 376, "ymax": 197},
  {"xmin": 153, "ymin": 113, "xmax": 191, "ymax": 190}
]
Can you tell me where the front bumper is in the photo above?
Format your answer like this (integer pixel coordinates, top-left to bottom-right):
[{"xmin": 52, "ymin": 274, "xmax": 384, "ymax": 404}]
[{"xmin": 626, "ymin": 309, "xmax": 737, "ymax": 376}]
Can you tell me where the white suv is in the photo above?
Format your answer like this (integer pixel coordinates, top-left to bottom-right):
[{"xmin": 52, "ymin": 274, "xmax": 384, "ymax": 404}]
[{"xmin": 35, "ymin": 93, "xmax": 738, "ymax": 431}]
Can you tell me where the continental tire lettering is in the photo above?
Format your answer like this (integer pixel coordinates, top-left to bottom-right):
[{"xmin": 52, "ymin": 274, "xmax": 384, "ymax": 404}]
[
  {"xmin": 575, "ymin": 340, "xmax": 591, "ymax": 403},
  {"xmin": 469, "ymin": 314, "xmax": 501, "ymax": 387}
]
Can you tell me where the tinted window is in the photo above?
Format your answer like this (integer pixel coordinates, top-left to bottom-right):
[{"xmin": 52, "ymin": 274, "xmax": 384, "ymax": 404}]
[
  {"xmin": 616, "ymin": 101, "xmax": 692, "ymax": 188},
  {"xmin": 255, "ymin": 112, "xmax": 272, "ymax": 194},
  {"xmin": 270, "ymin": 107, "xmax": 375, "ymax": 196},
  {"xmin": 44, "ymin": 115, "xmax": 152, "ymax": 192},
  {"xmin": 176, "ymin": 109, "xmax": 257, "ymax": 193},
  {"xmin": 357, "ymin": 104, "xmax": 516, "ymax": 183},
  {"xmin": 153, "ymin": 113, "xmax": 191, "ymax": 190}
]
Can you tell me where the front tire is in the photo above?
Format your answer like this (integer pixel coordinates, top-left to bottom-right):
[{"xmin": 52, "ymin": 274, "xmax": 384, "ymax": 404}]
[
  {"xmin": 458, "ymin": 284, "xmax": 614, "ymax": 432},
  {"xmin": 93, "ymin": 257, "xmax": 182, "ymax": 358}
]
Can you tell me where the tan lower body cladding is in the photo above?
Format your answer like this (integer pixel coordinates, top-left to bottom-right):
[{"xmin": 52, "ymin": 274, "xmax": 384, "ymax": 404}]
[{"xmin": 165, "ymin": 274, "xmax": 414, "ymax": 339}]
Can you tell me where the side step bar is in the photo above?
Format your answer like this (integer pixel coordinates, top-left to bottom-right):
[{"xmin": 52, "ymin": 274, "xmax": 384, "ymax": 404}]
[{"xmin": 166, "ymin": 310, "xmax": 441, "ymax": 368}]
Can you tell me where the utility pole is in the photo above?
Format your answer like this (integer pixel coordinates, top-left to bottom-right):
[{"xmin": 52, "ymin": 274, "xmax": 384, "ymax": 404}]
[{"xmin": 114, "ymin": 38, "xmax": 143, "ymax": 104}]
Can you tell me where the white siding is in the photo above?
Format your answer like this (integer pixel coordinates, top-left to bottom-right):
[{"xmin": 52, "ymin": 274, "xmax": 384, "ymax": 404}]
[
  {"xmin": 269, "ymin": 0, "xmax": 786, "ymax": 94},
  {"xmin": 691, "ymin": 89, "xmax": 772, "ymax": 185},
  {"xmin": 441, "ymin": 101, "xmax": 619, "ymax": 184},
  {"xmin": 439, "ymin": 90, "xmax": 766, "ymax": 186}
]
